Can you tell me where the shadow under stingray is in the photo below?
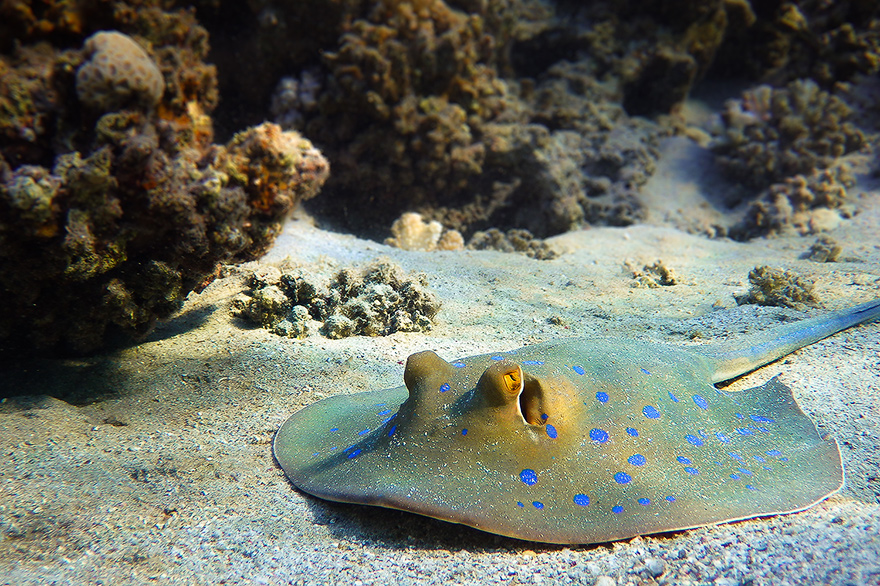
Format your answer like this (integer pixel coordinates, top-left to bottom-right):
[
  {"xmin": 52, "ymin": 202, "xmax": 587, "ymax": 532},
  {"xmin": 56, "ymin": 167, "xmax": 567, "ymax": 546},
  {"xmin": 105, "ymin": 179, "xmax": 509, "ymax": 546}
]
[{"xmin": 296, "ymin": 484, "xmax": 693, "ymax": 553}]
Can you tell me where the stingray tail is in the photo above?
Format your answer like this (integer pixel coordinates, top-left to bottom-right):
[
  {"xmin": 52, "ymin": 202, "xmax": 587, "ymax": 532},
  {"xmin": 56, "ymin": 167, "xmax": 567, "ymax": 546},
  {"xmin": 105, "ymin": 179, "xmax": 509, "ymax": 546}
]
[{"xmin": 707, "ymin": 298, "xmax": 880, "ymax": 383}]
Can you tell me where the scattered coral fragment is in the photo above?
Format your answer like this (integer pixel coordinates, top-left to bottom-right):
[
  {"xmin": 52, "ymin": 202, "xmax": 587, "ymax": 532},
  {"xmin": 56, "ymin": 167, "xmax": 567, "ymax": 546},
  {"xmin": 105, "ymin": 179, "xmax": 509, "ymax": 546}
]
[
  {"xmin": 806, "ymin": 236, "xmax": 843, "ymax": 263},
  {"xmin": 384, "ymin": 212, "xmax": 464, "ymax": 252},
  {"xmin": 626, "ymin": 260, "xmax": 679, "ymax": 288},
  {"xmin": 735, "ymin": 266, "xmax": 819, "ymax": 309},
  {"xmin": 233, "ymin": 260, "xmax": 441, "ymax": 339}
]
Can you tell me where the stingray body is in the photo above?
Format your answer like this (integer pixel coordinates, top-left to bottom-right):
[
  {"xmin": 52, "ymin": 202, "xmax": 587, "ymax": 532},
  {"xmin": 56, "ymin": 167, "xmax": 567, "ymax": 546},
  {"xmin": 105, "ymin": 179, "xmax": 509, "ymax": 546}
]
[{"xmin": 274, "ymin": 300, "xmax": 880, "ymax": 543}]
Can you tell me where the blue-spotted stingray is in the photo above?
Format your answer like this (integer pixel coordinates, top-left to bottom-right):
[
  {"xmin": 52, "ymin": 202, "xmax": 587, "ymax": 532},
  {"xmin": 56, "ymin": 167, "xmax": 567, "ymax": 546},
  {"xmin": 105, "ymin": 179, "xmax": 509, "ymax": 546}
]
[{"xmin": 274, "ymin": 300, "xmax": 880, "ymax": 544}]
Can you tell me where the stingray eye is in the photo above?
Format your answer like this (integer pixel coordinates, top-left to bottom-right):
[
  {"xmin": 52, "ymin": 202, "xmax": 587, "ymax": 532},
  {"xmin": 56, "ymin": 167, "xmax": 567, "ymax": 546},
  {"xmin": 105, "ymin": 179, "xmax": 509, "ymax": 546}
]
[
  {"xmin": 476, "ymin": 361, "xmax": 523, "ymax": 407},
  {"xmin": 502, "ymin": 369, "xmax": 521, "ymax": 393}
]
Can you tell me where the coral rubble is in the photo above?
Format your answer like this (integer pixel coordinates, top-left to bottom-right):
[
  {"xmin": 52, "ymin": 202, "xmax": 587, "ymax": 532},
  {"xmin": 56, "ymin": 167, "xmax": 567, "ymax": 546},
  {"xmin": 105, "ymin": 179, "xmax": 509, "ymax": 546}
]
[
  {"xmin": 735, "ymin": 265, "xmax": 819, "ymax": 309},
  {"xmin": 467, "ymin": 228, "xmax": 558, "ymax": 260},
  {"xmin": 626, "ymin": 259, "xmax": 679, "ymax": 288},
  {"xmin": 233, "ymin": 260, "xmax": 441, "ymax": 339}
]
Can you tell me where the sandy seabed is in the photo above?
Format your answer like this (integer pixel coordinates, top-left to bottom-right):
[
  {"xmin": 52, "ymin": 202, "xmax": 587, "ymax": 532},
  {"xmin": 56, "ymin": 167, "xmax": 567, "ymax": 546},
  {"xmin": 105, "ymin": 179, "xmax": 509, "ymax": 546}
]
[{"xmin": 1, "ymin": 139, "xmax": 879, "ymax": 586}]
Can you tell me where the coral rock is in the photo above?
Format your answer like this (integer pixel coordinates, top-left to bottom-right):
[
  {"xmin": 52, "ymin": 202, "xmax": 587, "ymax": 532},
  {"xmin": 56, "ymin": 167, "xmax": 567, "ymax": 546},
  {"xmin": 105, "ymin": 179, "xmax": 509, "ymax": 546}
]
[{"xmin": 76, "ymin": 31, "xmax": 165, "ymax": 112}]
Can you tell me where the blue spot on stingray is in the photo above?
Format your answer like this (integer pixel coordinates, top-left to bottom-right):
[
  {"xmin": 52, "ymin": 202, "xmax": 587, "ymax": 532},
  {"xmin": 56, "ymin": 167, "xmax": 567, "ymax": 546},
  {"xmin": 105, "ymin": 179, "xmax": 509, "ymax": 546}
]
[
  {"xmin": 628, "ymin": 454, "xmax": 647, "ymax": 466},
  {"xmin": 381, "ymin": 416, "xmax": 394, "ymax": 424},
  {"xmin": 758, "ymin": 426, "xmax": 770, "ymax": 433},
  {"xmin": 590, "ymin": 428, "xmax": 609, "ymax": 443},
  {"xmin": 693, "ymin": 395, "xmax": 709, "ymax": 410},
  {"xmin": 521, "ymin": 360, "xmax": 545, "ymax": 366},
  {"xmin": 677, "ymin": 456, "xmax": 692, "ymax": 465},
  {"xmin": 546, "ymin": 424, "xmax": 558, "ymax": 439},
  {"xmin": 754, "ymin": 455, "xmax": 766, "ymax": 463},
  {"xmin": 347, "ymin": 449, "xmax": 362, "ymax": 459},
  {"xmin": 461, "ymin": 429, "xmax": 468, "ymax": 436},
  {"xmin": 730, "ymin": 474, "xmax": 740, "ymax": 480},
  {"xmin": 751, "ymin": 415, "xmax": 775, "ymax": 423},
  {"xmin": 596, "ymin": 391, "xmax": 609, "ymax": 403},
  {"xmin": 614, "ymin": 472, "xmax": 632, "ymax": 484},
  {"xmin": 491, "ymin": 355, "xmax": 504, "ymax": 361},
  {"xmin": 746, "ymin": 485, "xmax": 757, "ymax": 491},
  {"xmin": 540, "ymin": 413, "xmax": 549, "ymax": 421},
  {"xmin": 641, "ymin": 368, "xmax": 652, "ymax": 375},
  {"xmin": 666, "ymin": 496, "xmax": 676, "ymax": 502},
  {"xmin": 780, "ymin": 457, "xmax": 789, "ymax": 462},
  {"xmin": 388, "ymin": 425, "xmax": 397, "ymax": 437},
  {"xmin": 685, "ymin": 434, "xmax": 704, "ymax": 447},
  {"xmin": 715, "ymin": 432, "xmax": 730, "ymax": 444},
  {"xmin": 738, "ymin": 468, "xmax": 753, "ymax": 475},
  {"xmin": 668, "ymin": 391, "xmax": 680, "ymax": 403},
  {"xmin": 358, "ymin": 428, "xmax": 371, "ymax": 436},
  {"xmin": 439, "ymin": 383, "xmax": 450, "ymax": 393},
  {"xmin": 612, "ymin": 505, "xmax": 624, "ymax": 514},
  {"xmin": 735, "ymin": 413, "xmax": 745, "ymax": 419},
  {"xmin": 312, "ymin": 452, "xmax": 319, "ymax": 457},
  {"xmin": 626, "ymin": 427, "xmax": 639, "ymax": 437},
  {"xmin": 763, "ymin": 466, "xmax": 773, "ymax": 471},
  {"xmin": 330, "ymin": 446, "xmax": 338, "ymax": 451},
  {"xmin": 730, "ymin": 453, "xmax": 744, "ymax": 461},
  {"xmin": 684, "ymin": 467, "xmax": 699, "ymax": 475},
  {"xmin": 517, "ymin": 502, "xmax": 524, "ymax": 508},
  {"xmin": 452, "ymin": 361, "xmax": 467, "ymax": 368},
  {"xmin": 638, "ymin": 498, "xmax": 650, "ymax": 506},
  {"xmin": 573, "ymin": 494, "xmax": 590, "ymax": 507},
  {"xmin": 643, "ymin": 405, "xmax": 660, "ymax": 419},
  {"xmin": 377, "ymin": 409, "xmax": 392, "ymax": 416},
  {"xmin": 520, "ymin": 469, "xmax": 538, "ymax": 486},
  {"xmin": 766, "ymin": 449, "xmax": 783, "ymax": 457},
  {"xmin": 736, "ymin": 427, "xmax": 753, "ymax": 436},
  {"xmin": 533, "ymin": 501, "xmax": 544, "ymax": 510},
  {"xmin": 330, "ymin": 428, "xmax": 339, "ymax": 432},
  {"xmin": 573, "ymin": 365, "xmax": 586, "ymax": 375}
]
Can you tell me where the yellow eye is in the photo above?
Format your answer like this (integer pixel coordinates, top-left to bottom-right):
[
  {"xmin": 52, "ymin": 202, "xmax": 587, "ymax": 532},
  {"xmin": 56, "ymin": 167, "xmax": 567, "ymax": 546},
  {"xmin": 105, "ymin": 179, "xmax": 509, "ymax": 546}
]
[{"xmin": 502, "ymin": 369, "xmax": 521, "ymax": 393}]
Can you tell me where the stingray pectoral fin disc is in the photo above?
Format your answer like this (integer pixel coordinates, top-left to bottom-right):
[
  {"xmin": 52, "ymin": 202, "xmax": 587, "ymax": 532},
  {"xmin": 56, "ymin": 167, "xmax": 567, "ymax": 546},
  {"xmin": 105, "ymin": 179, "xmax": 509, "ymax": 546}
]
[{"xmin": 273, "ymin": 385, "xmax": 409, "ymax": 503}]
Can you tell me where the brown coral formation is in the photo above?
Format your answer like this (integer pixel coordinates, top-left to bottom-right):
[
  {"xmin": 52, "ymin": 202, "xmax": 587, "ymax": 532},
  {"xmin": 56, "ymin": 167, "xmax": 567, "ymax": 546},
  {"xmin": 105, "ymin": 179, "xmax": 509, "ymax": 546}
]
[
  {"xmin": 200, "ymin": 0, "xmax": 879, "ymax": 242},
  {"xmin": 710, "ymin": 0, "xmax": 880, "ymax": 86},
  {"xmin": 0, "ymin": 3, "xmax": 329, "ymax": 354},
  {"xmin": 731, "ymin": 164, "xmax": 857, "ymax": 240},
  {"xmin": 262, "ymin": 0, "xmax": 675, "ymax": 239},
  {"xmin": 713, "ymin": 80, "xmax": 865, "ymax": 193}
]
